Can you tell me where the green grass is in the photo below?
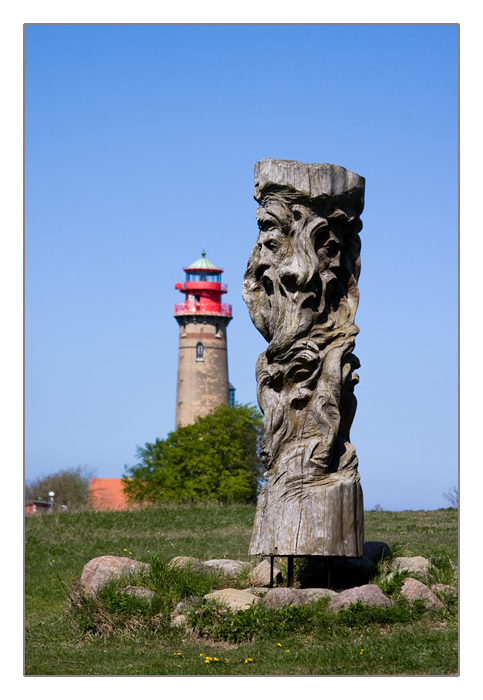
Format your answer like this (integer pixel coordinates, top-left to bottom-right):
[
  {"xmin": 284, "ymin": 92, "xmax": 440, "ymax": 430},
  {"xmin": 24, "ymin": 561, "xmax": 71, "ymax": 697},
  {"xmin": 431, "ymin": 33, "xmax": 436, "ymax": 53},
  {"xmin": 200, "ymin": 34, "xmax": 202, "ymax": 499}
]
[{"xmin": 25, "ymin": 503, "xmax": 458, "ymax": 676}]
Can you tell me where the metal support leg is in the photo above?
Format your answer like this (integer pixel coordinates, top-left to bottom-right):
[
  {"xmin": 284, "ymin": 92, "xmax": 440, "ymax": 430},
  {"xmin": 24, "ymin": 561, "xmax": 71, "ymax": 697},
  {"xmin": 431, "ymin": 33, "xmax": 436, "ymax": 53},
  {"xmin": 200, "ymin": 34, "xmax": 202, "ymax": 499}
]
[{"xmin": 287, "ymin": 556, "xmax": 294, "ymax": 587}]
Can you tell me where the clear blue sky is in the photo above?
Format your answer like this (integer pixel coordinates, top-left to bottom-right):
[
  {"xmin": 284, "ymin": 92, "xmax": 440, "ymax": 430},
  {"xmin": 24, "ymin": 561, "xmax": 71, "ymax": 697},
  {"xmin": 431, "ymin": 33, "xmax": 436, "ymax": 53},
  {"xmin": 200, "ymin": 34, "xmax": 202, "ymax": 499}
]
[{"xmin": 25, "ymin": 24, "xmax": 458, "ymax": 510}]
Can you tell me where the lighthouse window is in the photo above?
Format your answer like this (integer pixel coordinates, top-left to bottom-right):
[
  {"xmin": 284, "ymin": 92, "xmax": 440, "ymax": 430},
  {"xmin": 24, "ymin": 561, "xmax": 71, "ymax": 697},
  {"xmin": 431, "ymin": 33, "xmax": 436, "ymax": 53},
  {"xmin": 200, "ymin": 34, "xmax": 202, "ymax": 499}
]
[
  {"xmin": 196, "ymin": 342, "xmax": 204, "ymax": 360},
  {"xmin": 185, "ymin": 272, "xmax": 222, "ymax": 283}
]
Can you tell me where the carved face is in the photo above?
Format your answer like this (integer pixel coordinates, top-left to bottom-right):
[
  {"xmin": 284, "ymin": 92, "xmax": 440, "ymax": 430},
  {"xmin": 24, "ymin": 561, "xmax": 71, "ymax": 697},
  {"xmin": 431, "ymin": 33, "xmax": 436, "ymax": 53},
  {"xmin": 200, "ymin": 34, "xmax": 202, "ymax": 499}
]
[
  {"xmin": 243, "ymin": 190, "xmax": 361, "ymax": 364},
  {"xmin": 315, "ymin": 228, "xmax": 342, "ymax": 274},
  {"xmin": 243, "ymin": 195, "xmax": 325, "ymax": 355},
  {"xmin": 255, "ymin": 216, "xmax": 288, "ymax": 293},
  {"xmin": 243, "ymin": 186, "xmax": 363, "ymax": 478}
]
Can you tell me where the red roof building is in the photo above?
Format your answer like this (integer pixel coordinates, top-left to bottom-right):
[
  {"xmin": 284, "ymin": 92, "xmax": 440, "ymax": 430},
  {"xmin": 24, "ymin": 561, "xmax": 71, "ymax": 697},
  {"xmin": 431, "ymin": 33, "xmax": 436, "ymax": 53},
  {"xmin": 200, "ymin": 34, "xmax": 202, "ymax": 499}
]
[
  {"xmin": 25, "ymin": 500, "xmax": 53, "ymax": 515},
  {"xmin": 89, "ymin": 478, "xmax": 130, "ymax": 511}
]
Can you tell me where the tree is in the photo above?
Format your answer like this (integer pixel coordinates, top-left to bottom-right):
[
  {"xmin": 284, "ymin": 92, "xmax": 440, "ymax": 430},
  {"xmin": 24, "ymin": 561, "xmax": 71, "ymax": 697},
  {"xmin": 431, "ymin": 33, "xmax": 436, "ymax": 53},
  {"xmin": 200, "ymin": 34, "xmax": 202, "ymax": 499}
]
[
  {"xmin": 443, "ymin": 485, "xmax": 458, "ymax": 509},
  {"xmin": 25, "ymin": 466, "xmax": 94, "ymax": 509},
  {"xmin": 122, "ymin": 403, "xmax": 264, "ymax": 504}
]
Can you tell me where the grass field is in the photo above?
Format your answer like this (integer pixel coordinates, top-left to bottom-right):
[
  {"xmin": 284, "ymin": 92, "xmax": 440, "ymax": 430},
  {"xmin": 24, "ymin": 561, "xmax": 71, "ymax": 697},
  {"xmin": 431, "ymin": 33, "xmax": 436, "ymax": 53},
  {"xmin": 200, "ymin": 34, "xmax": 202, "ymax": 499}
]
[{"xmin": 24, "ymin": 504, "xmax": 458, "ymax": 676}]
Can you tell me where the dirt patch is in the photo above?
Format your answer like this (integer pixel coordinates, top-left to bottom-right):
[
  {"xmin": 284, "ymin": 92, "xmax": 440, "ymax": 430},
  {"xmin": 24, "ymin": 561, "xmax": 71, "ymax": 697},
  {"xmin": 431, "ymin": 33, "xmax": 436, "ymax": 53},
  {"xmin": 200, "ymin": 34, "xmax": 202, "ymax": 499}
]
[
  {"xmin": 187, "ymin": 631, "xmax": 249, "ymax": 649},
  {"xmin": 418, "ymin": 619, "xmax": 448, "ymax": 631}
]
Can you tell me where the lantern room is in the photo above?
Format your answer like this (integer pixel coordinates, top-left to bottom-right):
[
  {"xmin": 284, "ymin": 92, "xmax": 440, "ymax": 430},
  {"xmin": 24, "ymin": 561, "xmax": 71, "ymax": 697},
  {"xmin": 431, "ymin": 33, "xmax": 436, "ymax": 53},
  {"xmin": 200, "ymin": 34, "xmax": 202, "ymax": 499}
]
[{"xmin": 174, "ymin": 251, "xmax": 232, "ymax": 318}]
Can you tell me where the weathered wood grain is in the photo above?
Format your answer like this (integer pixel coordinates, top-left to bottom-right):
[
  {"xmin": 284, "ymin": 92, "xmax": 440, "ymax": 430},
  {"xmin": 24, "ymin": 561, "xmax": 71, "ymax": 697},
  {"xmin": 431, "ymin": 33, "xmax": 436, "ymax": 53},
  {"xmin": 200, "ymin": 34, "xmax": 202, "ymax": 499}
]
[{"xmin": 243, "ymin": 159, "xmax": 365, "ymax": 557}]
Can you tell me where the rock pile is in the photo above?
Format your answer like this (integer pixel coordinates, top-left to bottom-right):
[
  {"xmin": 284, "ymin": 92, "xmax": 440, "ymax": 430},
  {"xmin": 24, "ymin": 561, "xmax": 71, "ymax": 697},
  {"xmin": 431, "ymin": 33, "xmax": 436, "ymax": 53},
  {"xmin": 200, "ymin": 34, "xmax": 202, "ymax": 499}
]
[{"xmin": 78, "ymin": 546, "xmax": 457, "ymax": 629}]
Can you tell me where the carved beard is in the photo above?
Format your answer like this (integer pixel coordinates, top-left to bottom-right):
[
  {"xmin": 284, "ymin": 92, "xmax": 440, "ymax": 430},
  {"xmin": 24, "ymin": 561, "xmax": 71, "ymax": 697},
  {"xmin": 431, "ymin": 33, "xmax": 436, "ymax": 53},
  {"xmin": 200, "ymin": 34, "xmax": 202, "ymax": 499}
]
[{"xmin": 243, "ymin": 192, "xmax": 362, "ymax": 473}]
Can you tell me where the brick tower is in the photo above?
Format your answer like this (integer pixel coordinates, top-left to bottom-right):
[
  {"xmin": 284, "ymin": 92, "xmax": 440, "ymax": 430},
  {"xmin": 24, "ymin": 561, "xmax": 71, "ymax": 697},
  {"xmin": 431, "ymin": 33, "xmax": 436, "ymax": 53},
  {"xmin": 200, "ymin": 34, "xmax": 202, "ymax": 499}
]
[{"xmin": 174, "ymin": 251, "xmax": 234, "ymax": 428}]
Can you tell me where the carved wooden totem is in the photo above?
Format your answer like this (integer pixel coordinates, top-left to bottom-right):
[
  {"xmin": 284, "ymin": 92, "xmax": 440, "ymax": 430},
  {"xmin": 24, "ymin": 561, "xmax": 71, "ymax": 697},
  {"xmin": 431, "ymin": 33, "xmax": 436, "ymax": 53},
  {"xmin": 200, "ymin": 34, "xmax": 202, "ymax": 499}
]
[{"xmin": 243, "ymin": 159, "xmax": 365, "ymax": 557}]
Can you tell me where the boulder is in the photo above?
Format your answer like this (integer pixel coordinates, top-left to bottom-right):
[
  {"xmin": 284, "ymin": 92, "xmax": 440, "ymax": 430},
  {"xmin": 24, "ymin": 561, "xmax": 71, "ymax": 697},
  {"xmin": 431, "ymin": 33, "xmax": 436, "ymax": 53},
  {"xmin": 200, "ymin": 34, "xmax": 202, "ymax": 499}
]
[
  {"xmin": 203, "ymin": 559, "xmax": 250, "ymax": 577},
  {"xmin": 328, "ymin": 584, "xmax": 393, "ymax": 611},
  {"xmin": 363, "ymin": 541, "xmax": 392, "ymax": 564},
  {"xmin": 400, "ymin": 578, "xmax": 444, "ymax": 610},
  {"xmin": 173, "ymin": 596, "xmax": 202, "ymax": 615},
  {"xmin": 171, "ymin": 614, "xmax": 188, "ymax": 628},
  {"xmin": 261, "ymin": 588, "xmax": 307, "ymax": 610},
  {"xmin": 80, "ymin": 556, "xmax": 150, "ymax": 595},
  {"xmin": 248, "ymin": 560, "xmax": 283, "ymax": 586},
  {"xmin": 204, "ymin": 588, "xmax": 260, "ymax": 611},
  {"xmin": 344, "ymin": 557, "xmax": 377, "ymax": 585},
  {"xmin": 390, "ymin": 556, "xmax": 433, "ymax": 580},
  {"xmin": 294, "ymin": 556, "xmax": 375, "ymax": 589},
  {"xmin": 243, "ymin": 587, "xmax": 269, "ymax": 596},
  {"xmin": 121, "ymin": 586, "xmax": 155, "ymax": 602},
  {"xmin": 168, "ymin": 556, "xmax": 205, "ymax": 571},
  {"xmin": 431, "ymin": 583, "xmax": 457, "ymax": 597},
  {"xmin": 300, "ymin": 588, "xmax": 338, "ymax": 602}
]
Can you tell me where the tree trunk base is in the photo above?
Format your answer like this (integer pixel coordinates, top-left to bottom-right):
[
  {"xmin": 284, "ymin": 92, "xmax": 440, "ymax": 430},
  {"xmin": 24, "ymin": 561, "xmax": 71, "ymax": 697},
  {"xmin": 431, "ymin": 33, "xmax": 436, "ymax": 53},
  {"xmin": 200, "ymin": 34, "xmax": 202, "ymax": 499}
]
[{"xmin": 249, "ymin": 468, "xmax": 363, "ymax": 557}]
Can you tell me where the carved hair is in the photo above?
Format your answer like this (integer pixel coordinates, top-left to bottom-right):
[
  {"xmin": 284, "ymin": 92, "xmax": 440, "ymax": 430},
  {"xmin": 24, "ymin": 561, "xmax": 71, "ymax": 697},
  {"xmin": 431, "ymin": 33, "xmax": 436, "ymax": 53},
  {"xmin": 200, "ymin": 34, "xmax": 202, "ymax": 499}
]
[{"xmin": 243, "ymin": 185, "xmax": 362, "ymax": 476}]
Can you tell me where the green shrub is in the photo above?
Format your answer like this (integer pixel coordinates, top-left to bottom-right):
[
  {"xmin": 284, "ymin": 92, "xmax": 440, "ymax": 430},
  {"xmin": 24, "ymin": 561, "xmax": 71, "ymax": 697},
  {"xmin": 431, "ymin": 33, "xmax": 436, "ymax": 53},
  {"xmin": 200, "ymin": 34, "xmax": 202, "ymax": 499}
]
[
  {"xmin": 141, "ymin": 552, "xmax": 225, "ymax": 603},
  {"xmin": 336, "ymin": 599, "xmax": 426, "ymax": 627},
  {"xmin": 187, "ymin": 597, "xmax": 322, "ymax": 644},
  {"xmin": 123, "ymin": 404, "xmax": 264, "ymax": 504},
  {"xmin": 187, "ymin": 596, "xmax": 432, "ymax": 644}
]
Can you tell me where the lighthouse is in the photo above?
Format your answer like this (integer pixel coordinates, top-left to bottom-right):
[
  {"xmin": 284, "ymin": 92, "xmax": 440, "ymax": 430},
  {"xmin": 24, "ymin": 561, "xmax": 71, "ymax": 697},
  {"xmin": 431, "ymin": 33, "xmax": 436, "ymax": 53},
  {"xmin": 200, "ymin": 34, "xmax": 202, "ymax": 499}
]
[{"xmin": 174, "ymin": 251, "xmax": 234, "ymax": 428}]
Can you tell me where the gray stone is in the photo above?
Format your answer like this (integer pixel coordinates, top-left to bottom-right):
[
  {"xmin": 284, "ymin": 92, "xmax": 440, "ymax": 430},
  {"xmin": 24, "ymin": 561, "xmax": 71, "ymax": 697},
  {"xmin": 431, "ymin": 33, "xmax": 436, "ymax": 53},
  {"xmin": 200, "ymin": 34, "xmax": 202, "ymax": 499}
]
[
  {"xmin": 243, "ymin": 159, "xmax": 365, "ymax": 557},
  {"xmin": 431, "ymin": 583, "xmax": 458, "ymax": 597},
  {"xmin": 261, "ymin": 588, "xmax": 307, "ymax": 610},
  {"xmin": 328, "ymin": 584, "xmax": 393, "ymax": 611},
  {"xmin": 363, "ymin": 541, "xmax": 392, "ymax": 564},
  {"xmin": 300, "ymin": 588, "xmax": 338, "ymax": 602},
  {"xmin": 80, "ymin": 556, "xmax": 150, "ymax": 596},
  {"xmin": 173, "ymin": 595, "xmax": 201, "ymax": 615},
  {"xmin": 390, "ymin": 556, "xmax": 433, "ymax": 581},
  {"xmin": 204, "ymin": 588, "xmax": 260, "ymax": 611},
  {"xmin": 400, "ymin": 578, "xmax": 444, "ymax": 610},
  {"xmin": 248, "ymin": 560, "xmax": 283, "ymax": 586},
  {"xmin": 345, "ymin": 557, "xmax": 377, "ymax": 585},
  {"xmin": 168, "ymin": 556, "xmax": 205, "ymax": 571},
  {"xmin": 243, "ymin": 587, "xmax": 269, "ymax": 596},
  {"xmin": 171, "ymin": 614, "xmax": 188, "ymax": 628},
  {"xmin": 300, "ymin": 556, "xmax": 376, "ymax": 589},
  {"xmin": 203, "ymin": 559, "xmax": 250, "ymax": 577},
  {"xmin": 121, "ymin": 586, "xmax": 155, "ymax": 602}
]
